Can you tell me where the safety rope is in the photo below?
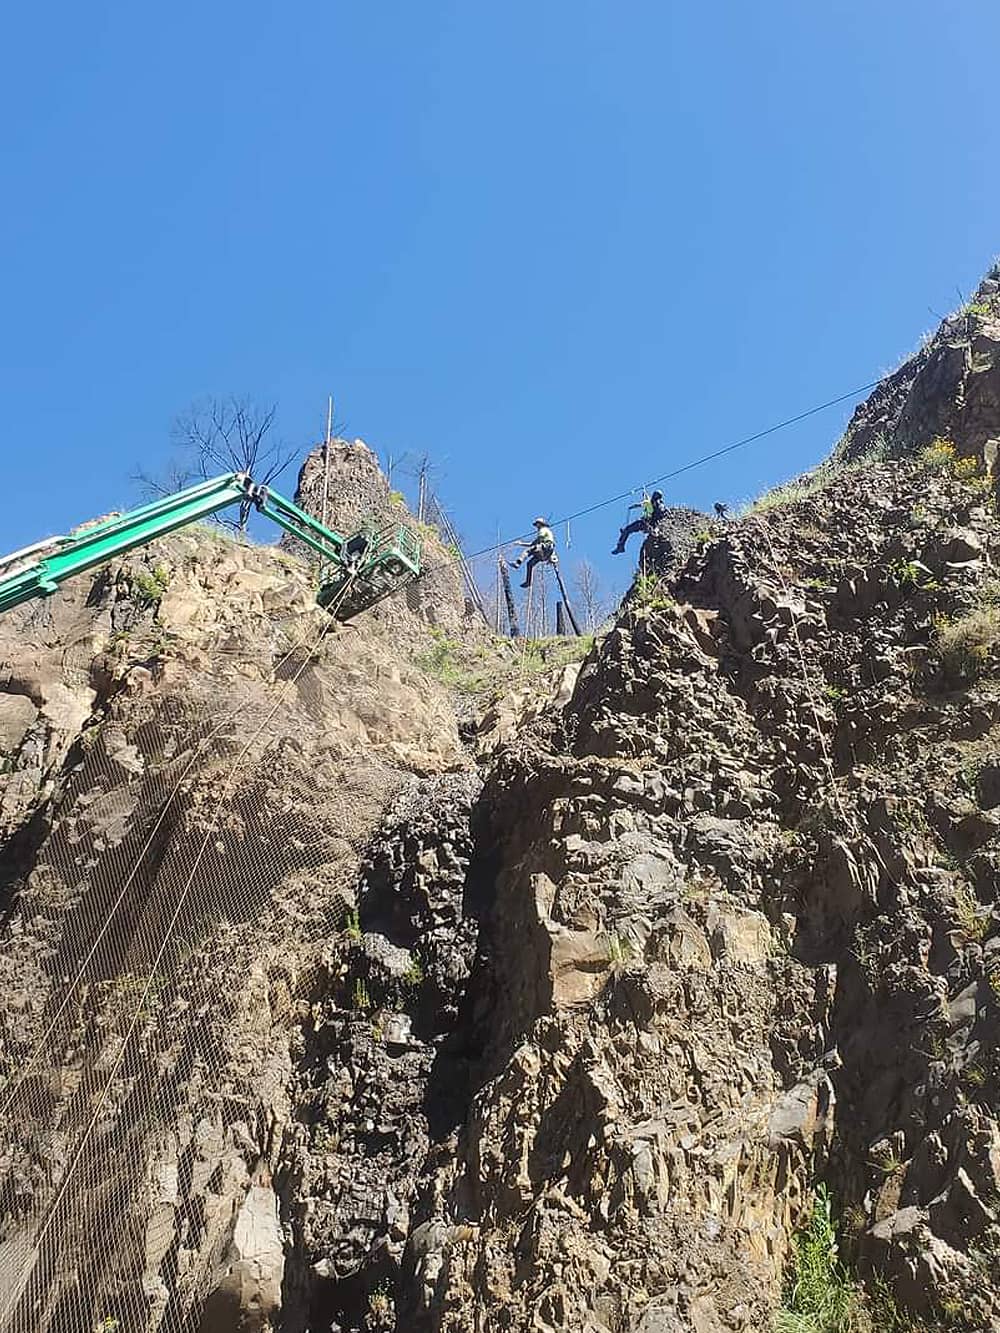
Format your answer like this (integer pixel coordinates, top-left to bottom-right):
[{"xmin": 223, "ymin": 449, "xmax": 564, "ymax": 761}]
[{"xmin": 421, "ymin": 377, "xmax": 881, "ymax": 574}]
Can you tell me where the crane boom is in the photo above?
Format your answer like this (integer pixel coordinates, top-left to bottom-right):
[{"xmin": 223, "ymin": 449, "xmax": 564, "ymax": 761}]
[{"xmin": 0, "ymin": 473, "xmax": 421, "ymax": 621}]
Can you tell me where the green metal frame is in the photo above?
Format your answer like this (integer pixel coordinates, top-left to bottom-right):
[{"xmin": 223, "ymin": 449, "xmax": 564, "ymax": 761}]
[
  {"xmin": 316, "ymin": 522, "xmax": 422, "ymax": 618},
  {"xmin": 0, "ymin": 473, "xmax": 422, "ymax": 621}
]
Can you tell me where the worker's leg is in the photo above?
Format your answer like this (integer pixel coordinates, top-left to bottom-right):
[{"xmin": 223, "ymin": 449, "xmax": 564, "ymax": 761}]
[
  {"xmin": 612, "ymin": 519, "xmax": 646, "ymax": 554},
  {"xmin": 520, "ymin": 553, "xmax": 539, "ymax": 588}
]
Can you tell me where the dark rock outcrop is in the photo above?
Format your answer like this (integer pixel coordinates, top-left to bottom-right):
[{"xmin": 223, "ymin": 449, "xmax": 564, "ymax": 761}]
[
  {"xmin": 277, "ymin": 773, "xmax": 481, "ymax": 1333},
  {"xmin": 637, "ymin": 506, "xmax": 712, "ymax": 582},
  {"xmin": 835, "ymin": 262, "xmax": 1000, "ymax": 469}
]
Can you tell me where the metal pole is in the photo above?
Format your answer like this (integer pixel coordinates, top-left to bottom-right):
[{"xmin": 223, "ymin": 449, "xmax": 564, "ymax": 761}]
[
  {"xmin": 321, "ymin": 395, "xmax": 333, "ymax": 529},
  {"xmin": 500, "ymin": 558, "xmax": 520, "ymax": 638},
  {"xmin": 432, "ymin": 495, "xmax": 490, "ymax": 626},
  {"xmin": 552, "ymin": 564, "xmax": 583, "ymax": 636}
]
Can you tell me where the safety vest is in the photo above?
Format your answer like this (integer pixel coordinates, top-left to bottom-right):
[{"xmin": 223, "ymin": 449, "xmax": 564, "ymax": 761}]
[{"xmin": 535, "ymin": 525, "xmax": 554, "ymax": 547}]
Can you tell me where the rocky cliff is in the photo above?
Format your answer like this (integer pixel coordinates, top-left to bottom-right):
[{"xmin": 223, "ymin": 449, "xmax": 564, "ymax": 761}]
[
  {"xmin": 286, "ymin": 438, "xmax": 483, "ymax": 640},
  {"xmin": 368, "ymin": 451, "xmax": 999, "ymax": 1333},
  {"xmin": 835, "ymin": 261, "xmax": 1000, "ymax": 469},
  {"xmin": 0, "ymin": 506, "xmax": 469, "ymax": 1333},
  {"xmin": 3, "ymin": 267, "xmax": 1000, "ymax": 1333}
]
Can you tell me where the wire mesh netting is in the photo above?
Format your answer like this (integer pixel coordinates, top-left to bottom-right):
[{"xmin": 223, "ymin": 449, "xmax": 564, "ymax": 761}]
[{"xmin": 0, "ymin": 592, "xmax": 410, "ymax": 1333}]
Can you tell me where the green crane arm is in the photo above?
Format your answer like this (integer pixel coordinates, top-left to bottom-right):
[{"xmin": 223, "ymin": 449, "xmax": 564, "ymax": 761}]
[{"xmin": 0, "ymin": 472, "xmax": 421, "ymax": 622}]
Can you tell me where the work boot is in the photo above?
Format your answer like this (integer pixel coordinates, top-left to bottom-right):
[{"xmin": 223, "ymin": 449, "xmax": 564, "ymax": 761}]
[
  {"xmin": 520, "ymin": 580, "xmax": 530, "ymax": 589},
  {"xmin": 611, "ymin": 544, "xmax": 625, "ymax": 555}
]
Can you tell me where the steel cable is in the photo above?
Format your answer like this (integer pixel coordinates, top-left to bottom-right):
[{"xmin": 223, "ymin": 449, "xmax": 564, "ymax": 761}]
[{"xmin": 420, "ymin": 378, "xmax": 881, "ymax": 572}]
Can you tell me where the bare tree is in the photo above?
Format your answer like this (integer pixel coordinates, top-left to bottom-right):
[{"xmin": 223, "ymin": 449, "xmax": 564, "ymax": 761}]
[
  {"xmin": 573, "ymin": 558, "xmax": 615, "ymax": 632},
  {"xmin": 403, "ymin": 451, "xmax": 447, "ymax": 523},
  {"xmin": 131, "ymin": 457, "xmax": 200, "ymax": 501},
  {"xmin": 175, "ymin": 396, "xmax": 297, "ymax": 485},
  {"xmin": 134, "ymin": 396, "xmax": 299, "ymax": 532},
  {"xmin": 384, "ymin": 450, "xmax": 412, "ymax": 490}
]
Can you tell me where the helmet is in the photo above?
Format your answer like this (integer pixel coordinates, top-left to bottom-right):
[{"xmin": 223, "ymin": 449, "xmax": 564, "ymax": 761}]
[
  {"xmin": 533, "ymin": 517, "xmax": 548, "ymax": 527},
  {"xmin": 651, "ymin": 490, "xmax": 663, "ymax": 502}
]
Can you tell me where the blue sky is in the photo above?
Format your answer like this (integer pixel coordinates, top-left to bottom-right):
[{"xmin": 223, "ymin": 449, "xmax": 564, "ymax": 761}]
[{"xmin": 2, "ymin": 1, "xmax": 998, "ymax": 605}]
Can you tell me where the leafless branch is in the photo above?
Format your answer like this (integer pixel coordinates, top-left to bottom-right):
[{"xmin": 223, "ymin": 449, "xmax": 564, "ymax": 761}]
[
  {"xmin": 130, "ymin": 460, "xmax": 198, "ymax": 499},
  {"xmin": 167, "ymin": 396, "xmax": 300, "ymax": 530}
]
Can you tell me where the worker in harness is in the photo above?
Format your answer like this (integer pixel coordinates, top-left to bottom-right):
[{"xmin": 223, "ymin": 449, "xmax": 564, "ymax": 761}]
[
  {"xmin": 511, "ymin": 518, "xmax": 556, "ymax": 588},
  {"xmin": 612, "ymin": 490, "xmax": 667, "ymax": 555}
]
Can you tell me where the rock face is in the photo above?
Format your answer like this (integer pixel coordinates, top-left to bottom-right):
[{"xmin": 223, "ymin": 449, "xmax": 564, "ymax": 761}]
[
  {"xmin": 0, "ymin": 501, "xmax": 471, "ymax": 1331},
  {"xmin": 835, "ymin": 262, "xmax": 1000, "ymax": 468},
  {"xmin": 372, "ymin": 451, "xmax": 1000, "ymax": 1333},
  {"xmin": 288, "ymin": 439, "xmax": 482, "ymax": 638},
  {"xmin": 291, "ymin": 438, "xmax": 397, "ymax": 540},
  {"xmin": 638, "ymin": 506, "xmax": 713, "ymax": 583},
  {"xmin": 5, "ymin": 269, "xmax": 1000, "ymax": 1333},
  {"xmin": 277, "ymin": 774, "xmax": 482, "ymax": 1332}
]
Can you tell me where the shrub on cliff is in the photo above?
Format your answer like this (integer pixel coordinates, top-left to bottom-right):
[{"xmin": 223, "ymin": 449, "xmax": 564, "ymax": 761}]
[{"xmin": 936, "ymin": 606, "xmax": 1000, "ymax": 683}]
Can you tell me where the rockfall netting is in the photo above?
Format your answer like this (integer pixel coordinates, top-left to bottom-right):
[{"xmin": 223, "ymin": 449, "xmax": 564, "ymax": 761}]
[{"xmin": 0, "ymin": 605, "xmax": 405, "ymax": 1333}]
